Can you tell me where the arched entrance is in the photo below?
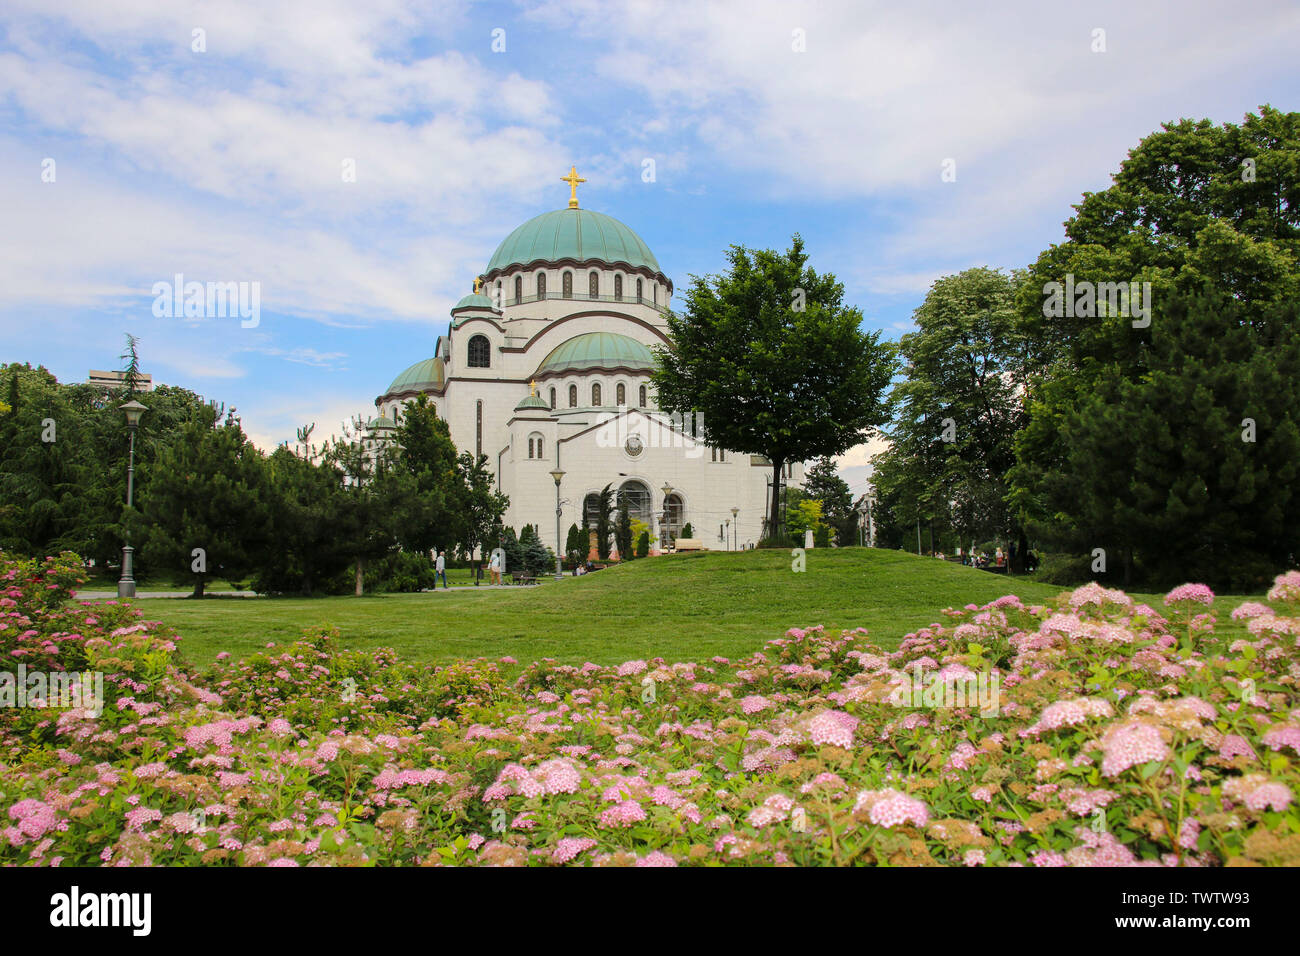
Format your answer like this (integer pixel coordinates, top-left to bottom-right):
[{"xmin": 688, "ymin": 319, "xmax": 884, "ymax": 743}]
[{"xmin": 617, "ymin": 479, "xmax": 653, "ymax": 526}]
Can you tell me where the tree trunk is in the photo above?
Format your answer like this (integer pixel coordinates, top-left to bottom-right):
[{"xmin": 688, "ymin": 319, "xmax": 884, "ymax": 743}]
[
  {"xmin": 192, "ymin": 575, "xmax": 205, "ymax": 599},
  {"xmin": 769, "ymin": 460, "xmax": 783, "ymax": 542},
  {"xmin": 1011, "ymin": 528, "xmax": 1028, "ymax": 573},
  {"xmin": 355, "ymin": 559, "xmax": 364, "ymax": 596}
]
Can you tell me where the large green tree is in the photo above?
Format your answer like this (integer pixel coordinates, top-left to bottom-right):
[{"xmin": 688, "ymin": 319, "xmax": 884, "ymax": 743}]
[
  {"xmin": 874, "ymin": 267, "xmax": 1029, "ymax": 564},
  {"xmin": 388, "ymin": 395, "xmax": 463, "ymax": 555},
  {"xmin": 652, "ymin": 235, "xmax": 896, "ymax": 539},
  {"xmin": 802, "ymin": 457, "xmax": 856, "ymax": 545},
  {"xmin": 1011, "ymin": 106, "xmax": 1300, "ymax": 586},
  {"xmin": 140, "ymin": 405, "xmax": 271, "ymax": 597}
]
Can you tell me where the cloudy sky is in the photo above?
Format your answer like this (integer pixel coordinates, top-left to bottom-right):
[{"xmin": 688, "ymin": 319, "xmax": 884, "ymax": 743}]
[{"xmin": 3, "ymin": 0, "xmax": 1298, "ymax": 498}]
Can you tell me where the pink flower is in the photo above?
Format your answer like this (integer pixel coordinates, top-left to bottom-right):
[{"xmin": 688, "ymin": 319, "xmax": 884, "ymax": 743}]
[
  {"xmin": 636, "ymin": 850, "xmax": 677, "ymax": 867},
  {"xmin": 1034, "ymin": 697, "xmax": 1115, "ymax": 733},
  {"xmin": 740, "ymin": 695, "xmax": 773, "ymax": 714},
  {"xmin": 1099, "ymin": 721, "xmax": 1169, "ymax": 777},
  {"xmin": 598, "ymin": 801, "xmax": 646, "ymax": 829},
  {"xmin": 1223, "ymin": 774, "xmax": 1292, "ymax": 812},
  {"xmin": 807, "ymin": 710, "xmax": 859, "ymax": 748},
  {"xmin": 552, "ymin": 837, "xmax": 597, "ymax": 863},
  {"xmin": 1266, "ymin": 570, "xmax": 1300, "ymax": 604},
  {"xmin": 1163, "ymin": 583, "xmax": 1215, "ymax": 607},
  {"xmin": 853, "ymin": 789, "xmax": 928, "ymax": 828},
  {"xmin": 1230, "ymin": 602, "xmax": 1274, "ymax": 620},
  {"xmin": 535, "ymin": 758, "xmax": 582, "ymax": 795},
  {"xmin": 1261, "ymin": 725, "xmax": 1300, "ymax": 755}
]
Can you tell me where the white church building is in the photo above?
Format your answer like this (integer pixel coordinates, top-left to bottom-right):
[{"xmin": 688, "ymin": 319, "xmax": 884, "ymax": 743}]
[{"xmin": 370, "ymin": 169, "xmax": 802, "ymax": 556}]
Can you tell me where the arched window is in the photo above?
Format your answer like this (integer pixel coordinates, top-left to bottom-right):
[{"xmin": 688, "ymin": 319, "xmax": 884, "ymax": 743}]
[
  {"xmin": 535, "ymin": 435, "xmax": 544, "ymax": 459},
  {"xmin": 527, "ymin": 437, "xmax": 534, "ymax": 459},
  {"xmin": 475, "ymin": 400, "xmax": 483, "ymax": 457},
  {"xmin": 583, "ymin": 493, "xmax": 601, "ymax": 528},
  {"xmin": 664, "ymin": 493, "xmax": 684, "ymax": 536},
  {"xmin": 569, "ymin": 384, "xmax": 578, "ymax": 407},
  {"xmin": 549, "ymin": 387, "xmax": 556, "ymax": 409},
  {"xmin": 589, "ymin": 271, "xmax": 599, "ymax": 298},
  {"xmin": 537, "ymin": 272, "xmax": 546, "ymax": 298},
  {"xmin": 617, "ymin": 479, "xmax": 653, "ymax": 527},
  {"xmin": 616, "ymin": 383, "xmax": 626, "ymax": 406},
  {"xmin": 468, "ymin": 335, "xmax": 490, "ymax": 368},
  {"xmin": 639, "ymin": 384, "xmax": 647, "ymax": 407},
  {"xmin": 652, "ymin": 283, "xmax": 657, "ymax": 306},
  {"xmin": 514, "ymin": 276, "xmax": 522, "ymax": 303},
  {"xmin": 591, "ymin": 383, "xmax": 601, "ymax": 406},
  {"xmin": 636, "ymin": 278, "xmax": 643, "ymax": 301},
  {"xmin": 562, "ymin": 271, "xmax": 572, "ymax": 297},
  {"xmin": 614, "ymin": 275, "xmax": 623, "ymax": 301}
]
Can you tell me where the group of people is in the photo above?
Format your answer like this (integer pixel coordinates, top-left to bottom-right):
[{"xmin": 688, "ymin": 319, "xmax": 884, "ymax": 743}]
[{"xmin": 918, "ymin": 545, "xmax": 1039, "ymax": 573}]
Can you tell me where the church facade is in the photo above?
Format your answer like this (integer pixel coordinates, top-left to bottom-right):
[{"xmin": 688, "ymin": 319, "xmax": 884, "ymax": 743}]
[{"xmin": 370, "ymin": 169, "xmax": 802, "ymax": 556}]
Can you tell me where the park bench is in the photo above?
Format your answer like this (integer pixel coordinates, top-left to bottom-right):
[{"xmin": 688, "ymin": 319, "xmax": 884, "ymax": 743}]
[{"xmin": 509, "ymin": 572, "xmax": 537, "ymax": 586}]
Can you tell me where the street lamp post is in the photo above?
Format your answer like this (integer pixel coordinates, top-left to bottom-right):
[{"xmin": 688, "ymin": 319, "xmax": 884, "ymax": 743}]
[
  {"xmin": 117, "ymin": 400, "xmax": 148, "ymax": 598},
  {"xmin": 660, "ymin": 482, "xmax": 674, "ymax": 551},
  {"xmin": 730, "ymin": 507, "xmax": 738, "ymax": 551},
  {"xmin": 550, "ymin": 469, "xmax": 565, "ymax": 581}
]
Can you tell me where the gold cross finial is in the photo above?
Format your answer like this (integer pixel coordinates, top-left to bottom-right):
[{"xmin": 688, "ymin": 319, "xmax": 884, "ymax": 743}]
[
  {"xmin": 561, "ymin": 165, "xmax": 586, "ymax": 209},
  {"xmin": 529, "ymin": 379, "xmax": 538, "ymax": 396},
  {"xmin": 473, "ymin": 276, "xmax": 482, "ymax": 293}
]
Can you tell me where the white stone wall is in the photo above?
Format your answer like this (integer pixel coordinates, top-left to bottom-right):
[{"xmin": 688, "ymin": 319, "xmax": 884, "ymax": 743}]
[{"xmin": 379, "ymin": 261, "xmax": 811, "ymax": 552}]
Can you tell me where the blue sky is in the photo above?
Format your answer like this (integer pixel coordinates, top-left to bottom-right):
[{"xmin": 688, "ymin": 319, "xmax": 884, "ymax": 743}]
[{"xmin": 3, "ymin": 0, "xmax": 1298, "ymax": 501}]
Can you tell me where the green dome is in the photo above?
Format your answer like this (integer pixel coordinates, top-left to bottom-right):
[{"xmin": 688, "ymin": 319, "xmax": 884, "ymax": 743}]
[
  {"xmin": 366, "ymin": 415, "xmax": 397, "ymax": 430},
  {"xmin": 536, "ymin": 332, "xmax": 656, "ymax": 377},
  {"xmin": 514, "ymin": 393, "xmax": 552, "ymax": 413},
  {"xmin": 486, "ymin": 208, "xmax": 662, "ymax": 276},
  {"xmin": 385, "ymin": 357, "xmax": 444, "ymax": 396},
  {"xmin": 453, "ymin": 293, "xmax": 497, "ymax": 312}
]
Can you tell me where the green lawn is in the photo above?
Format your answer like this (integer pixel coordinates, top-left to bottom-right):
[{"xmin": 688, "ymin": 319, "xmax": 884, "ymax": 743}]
[{"xmin": 111, "ymin": 548, "xmax": 1261, "ymax": 670}]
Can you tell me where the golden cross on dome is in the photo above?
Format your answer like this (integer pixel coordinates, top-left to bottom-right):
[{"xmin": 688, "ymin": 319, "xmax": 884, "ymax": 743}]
[
  {"xmin": 473, "ymin": 277, "xmax": 483, "ymax": 293},
  {"xmin": 529, "ymin": 379, "xmax": 538, "ymax": 396},
  {"xmin": 561, "ymin": 165, "xmax": 586, "ymax": 209}
]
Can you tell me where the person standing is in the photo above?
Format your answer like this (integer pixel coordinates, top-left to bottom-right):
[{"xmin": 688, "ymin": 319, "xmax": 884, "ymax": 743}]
[
  {"xmin": 489, "ymin": 549, "xmax": 502, "ymax": 586},
  {"xmin": 435, "ymin": 550, "xmax": 447, "ymax": 589}
]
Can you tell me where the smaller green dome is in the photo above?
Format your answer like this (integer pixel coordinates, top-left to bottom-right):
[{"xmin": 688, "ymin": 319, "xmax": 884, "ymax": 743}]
[
  {"xmin": 514, "ymin": 392, "xmax": 552, "ymax": 413},
  {"xmin": 367, "ymin": 415, "xmax": 397, "ymax": 430},
  {"xmin": 453, "ymin": 293, "xmax": 497, "ymax": 312},
  {"xmin": 385, "ymin": 357, "xmax": 444, "ymax": 396},
  {"xmin": 536, "ymin": 331, "xmax": 656, "ymax": 377}
]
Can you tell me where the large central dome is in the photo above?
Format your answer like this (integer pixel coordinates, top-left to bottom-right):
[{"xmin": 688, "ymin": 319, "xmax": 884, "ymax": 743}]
[{"xmin": 485, "ymin": 208, "xmax": 661, "ymax": 276}]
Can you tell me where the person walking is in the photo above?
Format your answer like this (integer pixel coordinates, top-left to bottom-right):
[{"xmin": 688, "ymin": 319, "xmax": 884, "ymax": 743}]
[
  {"xmin": 435, "ymin": 550, "xmax": 447, "ymax": 589},
  {"xmin": 489, "ymin": 549, "xmax": 502, "ymax": 586}
]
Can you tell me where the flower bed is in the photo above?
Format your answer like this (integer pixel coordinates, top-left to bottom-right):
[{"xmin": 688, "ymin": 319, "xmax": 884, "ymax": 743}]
[{"xmin": 1, "ymin": 551, "xmax": 1297, "ymax": 866}]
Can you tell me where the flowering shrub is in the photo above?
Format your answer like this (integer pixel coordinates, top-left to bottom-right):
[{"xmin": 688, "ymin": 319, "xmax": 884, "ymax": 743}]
[{"xmin": 1, "ymin": 548, "xmax": 1297, "ymax": 866}]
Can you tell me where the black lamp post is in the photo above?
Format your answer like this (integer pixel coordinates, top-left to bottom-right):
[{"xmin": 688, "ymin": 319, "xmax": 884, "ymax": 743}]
[
  {"xmin": 550, "ymin": 469, "xmax": 565, "ymax": 581},
  {"xmin": 731, "ymin": 506, "xmax": 738, "ymax": 551},
  {"xmin": 117, "ymin": 399, "xmax": 147, "ymax": 598},
  {"xmin": 660, "ymin": 482, "xmax": 674, "ymax": 551}
]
